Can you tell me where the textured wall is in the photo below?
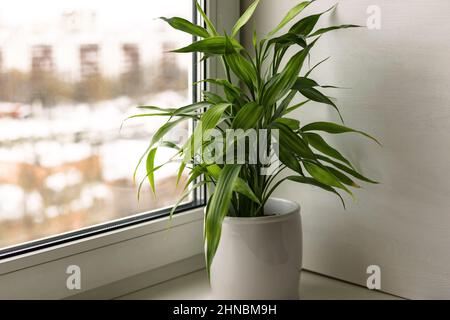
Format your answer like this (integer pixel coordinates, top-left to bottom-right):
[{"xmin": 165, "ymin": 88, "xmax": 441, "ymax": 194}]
[{"xmin": 242, "ymin": 0, "xmax": 450, "ymax": 299}]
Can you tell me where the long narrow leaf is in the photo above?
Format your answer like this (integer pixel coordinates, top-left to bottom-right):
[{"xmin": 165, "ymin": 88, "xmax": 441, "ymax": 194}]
[
  {"xmin": 231, "ymin": 0, "xmax": 260, "ymax": 37},
  {"xmin": 292, "ymin": 85, "xmax": 344, "ymax": 123},
  {"xmin": 224, "ymin": 35, "xmax": 257, "ymax": 90},
  {"xmin": 183, "ymin": 103, "xmax": 231, "ymax": 160},
  {"xmin": 176, "ymin": 161, "xmax": 187, "ymax": 186},
  {"xmin": 205, "ymin": 165, "xmax": 242, "ymax": 278},
  {"xmin": 273, "ymin": 90, "xmax": 296, "ymax": 118},
  {"xmin": 271, "ymin": 121, "xmax": 315, "ymax": 159},
  {"xmin": 283, "ymin": 100, "xmax": 310, "ymax": 115},
  {"xmin": 150, "ymin": 118, "xmax": 187, "ymax": 149},
  {"xmin": 262, "ymin": 38, "xmax": 318, "ymax": 107},
  {"xmin": 160, "ymin": 17, "xmax": 210, "ymax": 38},
  {"xmin": 305, "ymin": 56, "xmax": 330, "ymax": 77},
  {"xmin": 303, "ymin": 161, "xmax": 353, "ymax": 197},
  {"xmin": 302, "ymin": 132, "xmax": 353, "ymax": 168},
  {"xmin": 316, "ymin": 154, "xmax": 378, "ymax": 184},
  {"xmin": 133, "ymin": 121, "xmax": 185, "ymax": 184},
  {"xmin": 289, "ymin": 5, "xmax": 336, "ymax": 36},
  {"xmin": 326, "ymin": 166, "xmax": 360, "ymax": 188},
  {"xmin": 232, "ymin": 102, "xmax": 263, "ymax": 130},
  {"xmin": 172, "ymin": 36, "xmax": 243, "ymax": 54},
  {"xmin": 206, "ymin": 164, "xmax": 260, "ymax": 204},
  {"xmin": 278, "ymin": 145, "xmax": 303, "ymax": 173},
  {"xmin": 302, "ymin": 121, "xmax": 381, "ymax": 145},
  {"xmin": 146, "ymin": 148, "xmax": 158, "ymax": 194},
  {"xmin": 266, "ymin": 1, "xmax": 314, "ymax": 38},
  {"xmin": 309, "ymin": 24, "xmax": 361, "ymax": 37},
  {"xmin": 195, "ymin": 1, "xmax": 218, "ymax": 36},
  {"xmin": 287, "ymin": 176, "xmax": 345, "ymax": 208}
]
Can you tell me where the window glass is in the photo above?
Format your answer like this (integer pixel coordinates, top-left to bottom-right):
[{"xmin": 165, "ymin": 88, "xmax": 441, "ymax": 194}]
[{"xmin": 0, "ymin": 0, "xmax": 193, "ymax": 250}]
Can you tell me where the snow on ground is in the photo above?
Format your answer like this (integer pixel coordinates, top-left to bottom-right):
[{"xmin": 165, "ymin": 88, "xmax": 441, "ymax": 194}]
[{"xmin": 0, "ymin": 90, "xmax": 190, "ymax": 222}]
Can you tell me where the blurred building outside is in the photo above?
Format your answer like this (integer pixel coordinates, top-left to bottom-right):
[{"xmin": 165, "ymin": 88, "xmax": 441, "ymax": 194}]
[{"xmin": 0, "ymin": 7, "xmax": 192, "ymax": 248}]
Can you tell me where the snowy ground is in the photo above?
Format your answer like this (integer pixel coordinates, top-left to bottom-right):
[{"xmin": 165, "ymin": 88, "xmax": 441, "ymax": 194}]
[{"xmin": 0, "ymin": 90, "xmax": 191, "ymax": 247}]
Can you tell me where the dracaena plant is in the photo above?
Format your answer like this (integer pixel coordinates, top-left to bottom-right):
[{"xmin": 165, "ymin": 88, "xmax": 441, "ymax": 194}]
[{"xmin": 127, "ymin": 0, "xmax": 379, "ymax": 276}]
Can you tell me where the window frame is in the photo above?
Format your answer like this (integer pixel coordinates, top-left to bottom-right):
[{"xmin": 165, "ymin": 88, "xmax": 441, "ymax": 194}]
[{"xmin": 0, "ymin": 0, "xmax": 241, "ymax": 299}]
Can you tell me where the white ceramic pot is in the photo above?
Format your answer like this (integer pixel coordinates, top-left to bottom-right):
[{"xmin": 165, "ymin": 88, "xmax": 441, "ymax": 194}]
[{"xmin": 210, "ymin": 198, "xmax": 302, "ymax": 300}]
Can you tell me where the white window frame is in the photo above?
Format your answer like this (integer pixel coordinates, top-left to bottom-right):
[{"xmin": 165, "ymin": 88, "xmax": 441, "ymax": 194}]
[{"xmin": 0, "ymin": 0, "xmax": 241, "ymax": 300}]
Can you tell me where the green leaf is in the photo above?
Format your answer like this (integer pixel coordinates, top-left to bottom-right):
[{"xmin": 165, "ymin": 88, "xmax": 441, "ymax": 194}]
[
  {"xmin": 294, "ymin": 76, "xmax": 319, "ymax": 88},
  {"xmin": 199, "ymin": 79, "xmax": 245, "ymax": 103},
  {"xmin": 172, "ymin": 101, "xmax": 210, "ymax": 117},
  {"xmin": 275, "ymin": 117, "xmax": 300, "ymax": 131},
  {"xmin": 234, "ymin": 180, "xmax": 261, "ymax": 204},
  {"xmin": 268, "ymin": 33, "xmax": 307, "ymax": 49},
  {"xmin": 203, "ymin": 91, "xmax": 225, "ymax": 104},
  {"xmin": 290, "ymin": 14, "xmax": 320, "ymax": 36},
  {"xmin": 183, "ymin": 103, "xmax": 231, "ymax": 159},
  {"xmin": 278, "ymin": 145, "xmax": 303, "ymax": 173},
  {"xmin": 273, "ymin": 90, "xmax": 296, "ymax": 118},
  {"xmin": 231, "ymin": 0, "xmax": 260, "ymax": 37},
  {"xmin": 137, "ymin": 160, "xmax": 169, "ymax": 201},
  {"xmin": 232, "ymin": 102, "xmax": 263, "ymax": 130},
  {"xmin": 129, "ymin": 102, "xmax": 208, "ymax": 121},
  {"xmin": 316, "ymin": 154, "xmax": 378, "ymax": 184},
  {"xmin": 224, "ymin": 35, "xmax": 257, "ymax": 90},
  {"xmin": 271, "ymin": 121, "xmax": 315, "ymax": 159},
  {"xmin": 305, "ymin": 56, "xmax": 330, "ymax": 77},
  {"xmin": 302, "ymin": 122, "xmax": 381, "ymax": 145},
  {"xmin": 292, "ymin": 85, "xmax": 344, "ymax": 123},
  {"xmin": 266, "ymin": 1, "xmax": 314, "ymax": 38},
  {"xmin": 283, "ymin": 100, "xmax": 310, "ymax": 115},
  {"xmin": 287, "ymin": 175, "xmax": 345, "ymax": 208},
  {"xmin": 289, "ymin": 5, "xmax": 336, "ymax": 36},
  {"xmin": 184, "ymin": 165, "xmax": 207, "ymax": 190},
  {"xmin": 160, "ymin": 17, "xmax": 210, "ymax": 38},
  {"xmin": 133, "ymin": 118, "xmax": 187, "ymax": 184},
  {"xmin": 205, "ymin": 164, "xmax": 260, "ymax": 204},
  {"xmin": 262, "ymin": 39, "xmax": 317, "ymax": 107},
  {"xmin": 146, "ymin": 148, "xmax": 158, "ymax": 194},
  {"xmin": 309, "ymin": 24, "xmax": 362, "ymax": 37},
  {"xmin": 176, "ymin": 161, "xmax": 187, "ymax": 186},
  {"xmin": 172, "ymin": 36, "xmax": 243, "ymax": 54},
  {"xmin": 124, "ymin": 112, "xmax": 190, "ymax": 121},
  {"xmin": 137, "ymin": 106, "xmax": 177, "ymax": 112},
  {"xmin": 170, "ymin": 181, "xmax": 207, "ymax": 218},
  {"xmin": 199, "ymin": 103, "xmax": 231, "ymax": 130},
  {"xmin": 150, "ymin": 118, "xmax": 187, "ymax": 149},
  {"xmin": 325, "ymin": 166, "xmax": 360, "ymax": 188},
  {"xmin": 224, "ymin": 52, "xmax": 257, "ymax": 90},
  {"xmin": 205, "ymin": 165, "xmax": 242, "ymax": 278},
  {"xmin": 205, "ymin": 164, "xmax": 222, "ymax": 178},
  {"xmin": 303, "ymin": 132, "xmax": 353, "ymax": 168},
  {"xmin": 303, "ymin": 162, "xmax": 353, "ymax": 197},
  {"xmin": 195, "ymin": 1, "xmax": 218, "ymax": 36},
  {"xmin": 159, "ymin": 141, "xmax": 180, "ymax": 150}
]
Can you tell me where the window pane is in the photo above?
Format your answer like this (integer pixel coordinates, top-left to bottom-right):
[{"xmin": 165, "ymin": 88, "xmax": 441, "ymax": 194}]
[{"xmin": 0, "ymin": 0, "xmax": 193, "ymax": 249}]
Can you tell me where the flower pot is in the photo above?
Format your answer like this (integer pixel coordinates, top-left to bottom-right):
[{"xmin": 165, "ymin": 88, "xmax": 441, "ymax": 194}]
[{"xmin": 210, "ymin": 197, "xmax": 302, "ymax": 300}]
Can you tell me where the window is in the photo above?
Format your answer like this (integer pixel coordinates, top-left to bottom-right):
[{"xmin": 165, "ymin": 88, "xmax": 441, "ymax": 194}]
[{"xmin": 0, "ymin": 0, "xmax": 202, "ymax": 257}]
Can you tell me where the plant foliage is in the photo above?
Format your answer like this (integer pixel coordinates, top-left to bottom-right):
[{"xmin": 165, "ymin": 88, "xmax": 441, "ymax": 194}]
[{"xmin": 127, "ymin": 0, "xmax": 378, "ymax": 277}]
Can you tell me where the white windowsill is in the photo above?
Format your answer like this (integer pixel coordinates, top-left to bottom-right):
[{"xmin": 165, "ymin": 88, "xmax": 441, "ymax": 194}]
[{"xmin": 117, "ymin": 269, "xmax": 401, "ymax": 300}]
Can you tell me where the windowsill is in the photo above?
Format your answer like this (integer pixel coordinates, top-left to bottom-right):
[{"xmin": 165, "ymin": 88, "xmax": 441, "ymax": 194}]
[{"xmin": 117, "ymin": 269, "xmax": 401, "ymax": 300}]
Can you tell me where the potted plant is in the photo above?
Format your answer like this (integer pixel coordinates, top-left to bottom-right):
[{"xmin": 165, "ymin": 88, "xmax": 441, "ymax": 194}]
[{"xmin": 128, "ymin": 0, "xmax": 379, "ymax": 299}]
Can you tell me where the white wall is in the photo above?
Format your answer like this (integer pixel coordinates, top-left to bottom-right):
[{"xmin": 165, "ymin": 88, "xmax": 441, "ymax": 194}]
[{"xmin": 242, "ymin": 0, "xmax": 450, "ymax": 299}]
